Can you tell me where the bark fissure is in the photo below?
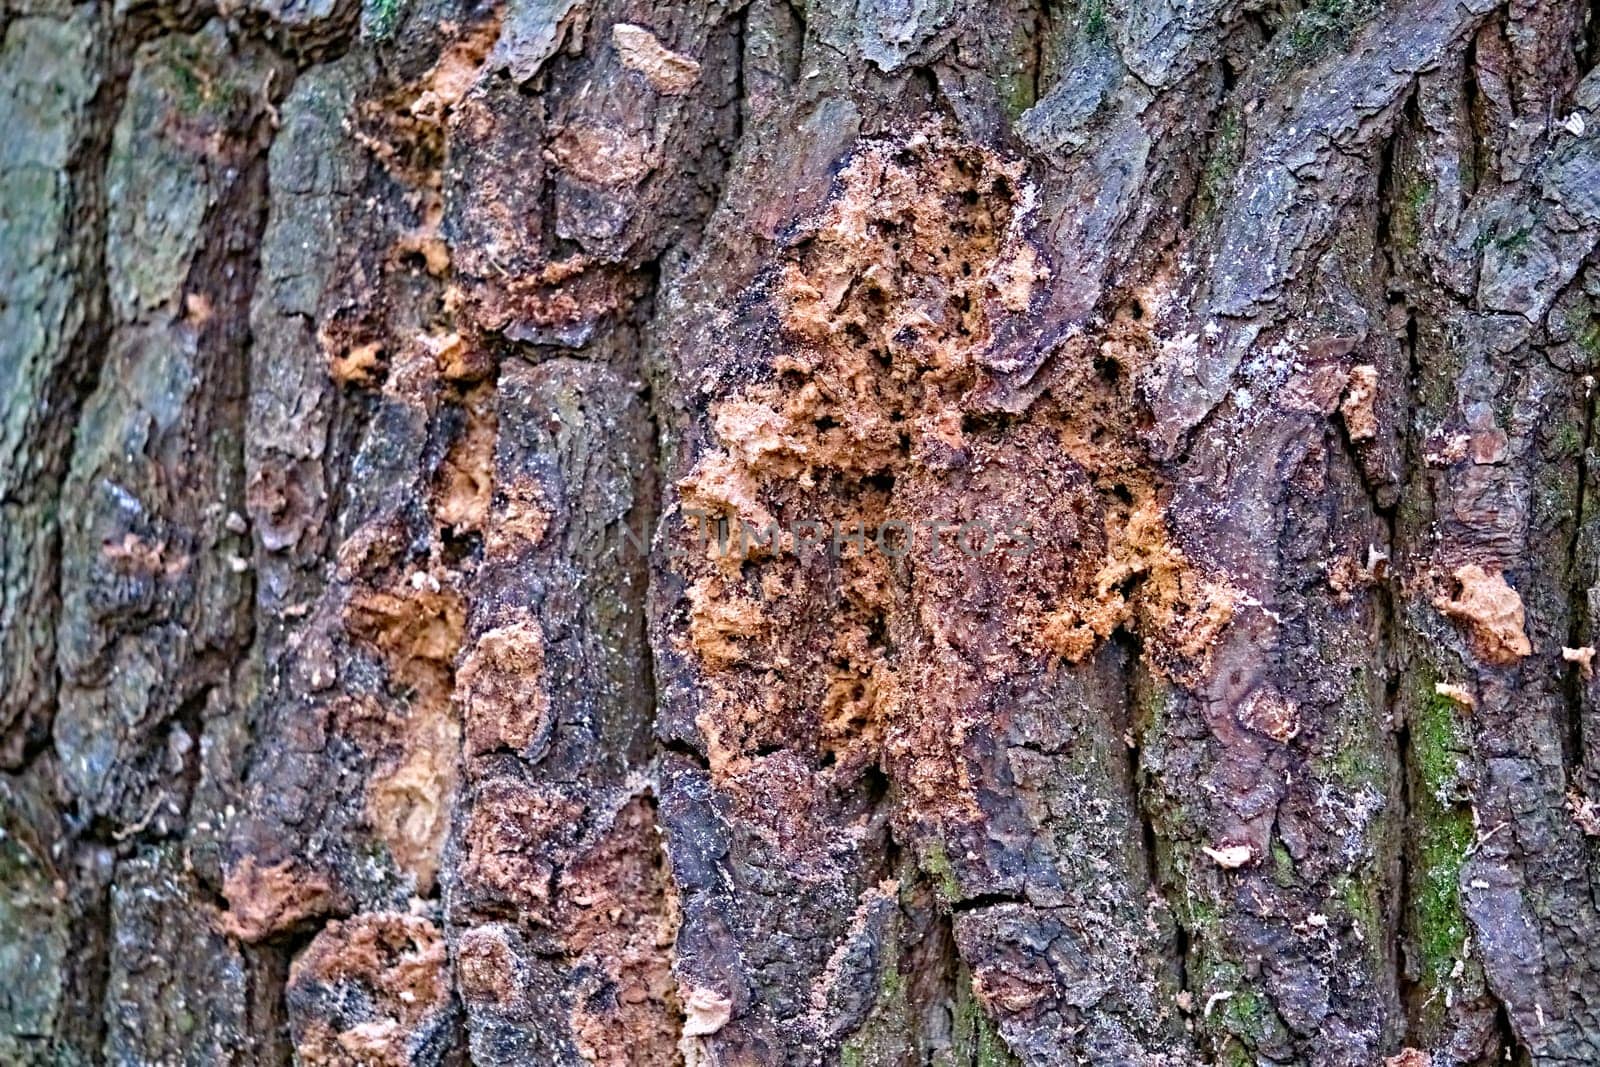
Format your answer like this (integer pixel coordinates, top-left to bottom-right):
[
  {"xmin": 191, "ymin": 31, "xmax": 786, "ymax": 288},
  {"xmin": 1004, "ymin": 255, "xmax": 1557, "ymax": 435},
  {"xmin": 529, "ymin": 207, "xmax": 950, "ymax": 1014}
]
[{"xmin": 1562, "ymin": 360, "xmax": 1597, "ymax": 766}]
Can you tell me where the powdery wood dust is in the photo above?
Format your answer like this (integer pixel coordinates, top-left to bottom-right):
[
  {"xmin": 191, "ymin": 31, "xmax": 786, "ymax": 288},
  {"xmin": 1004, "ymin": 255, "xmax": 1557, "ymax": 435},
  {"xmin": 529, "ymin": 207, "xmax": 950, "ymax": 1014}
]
[
  {"xmin": 670, "ymin": 125, "xmax": 1240, "ymax": 802},
  {"xmin": 343, "ymin": 581, "xmax": 466, "ymax": 892}
]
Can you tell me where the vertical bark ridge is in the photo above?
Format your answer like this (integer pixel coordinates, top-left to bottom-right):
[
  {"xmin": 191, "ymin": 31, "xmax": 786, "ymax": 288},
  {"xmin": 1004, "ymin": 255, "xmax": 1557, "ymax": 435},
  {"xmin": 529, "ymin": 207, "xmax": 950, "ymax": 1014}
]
[{"xmin": 2, "ymin": 6, "xmax": 130, "ymax": 1060}]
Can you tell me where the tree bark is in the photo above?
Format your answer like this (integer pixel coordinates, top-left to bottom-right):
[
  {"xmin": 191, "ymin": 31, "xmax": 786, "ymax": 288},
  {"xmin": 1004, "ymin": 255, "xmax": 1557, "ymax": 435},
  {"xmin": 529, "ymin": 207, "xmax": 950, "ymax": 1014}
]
[{"xmin": 4, "ymin": 0, "xmax": 1600, "ymax": 1063}]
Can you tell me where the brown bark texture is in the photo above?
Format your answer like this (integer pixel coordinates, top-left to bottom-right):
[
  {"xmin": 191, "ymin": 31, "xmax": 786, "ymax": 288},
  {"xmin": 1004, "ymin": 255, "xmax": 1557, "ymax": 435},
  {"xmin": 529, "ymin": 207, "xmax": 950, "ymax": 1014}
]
[{"xmin": 4, "ymin": 0, "xmax": 1600, "ymax": 1064}]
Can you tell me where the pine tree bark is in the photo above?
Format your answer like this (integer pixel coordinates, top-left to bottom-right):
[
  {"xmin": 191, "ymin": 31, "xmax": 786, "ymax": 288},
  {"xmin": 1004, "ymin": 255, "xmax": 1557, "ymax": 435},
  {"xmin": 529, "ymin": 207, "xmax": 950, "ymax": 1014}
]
[{"xmin": 4, "ymin": 0, "xmax": 1600, "ymax": 1063}]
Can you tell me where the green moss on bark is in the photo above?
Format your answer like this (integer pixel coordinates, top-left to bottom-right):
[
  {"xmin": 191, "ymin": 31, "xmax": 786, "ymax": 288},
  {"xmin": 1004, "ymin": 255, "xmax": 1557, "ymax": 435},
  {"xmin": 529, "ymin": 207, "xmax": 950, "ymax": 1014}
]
[
  {"xmin": 922, "ymin": 841, "xmax": 961, "ymax": 905},
  {"xmin": 1408, "ymin": 678, "xmax": 1476, "ymax": 1005},
  {"xmin": 944, "ymin": 967, "xmax": 1020, "ymax": 1067}
]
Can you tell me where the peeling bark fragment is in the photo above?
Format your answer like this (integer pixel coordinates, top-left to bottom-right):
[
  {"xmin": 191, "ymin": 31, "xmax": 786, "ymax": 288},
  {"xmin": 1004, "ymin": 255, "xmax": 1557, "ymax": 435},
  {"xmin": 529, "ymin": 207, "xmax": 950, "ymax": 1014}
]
[
  {"xmin": 1566, "ymin": 790, "xmax": 1600, "ymax": 837},
  {"xmin": 1385, "ymin": 1050, "xmax": 1430, "ymax": 1067},
  {"xmin": 1201, "ymin": 844, "xmax": 1254, "ymax": 869},
  {"xmin": 558, "ymin": 796, "xmax": 682, "ymax": 1067},
  {"xmin": 1233, "ymin": 684, "xmax": 1299, "ymax": 742},
  {"xmin": 222, "ymin": 855, "xmax": 344, "ymax": 942},
  {"xmin": 680, "ymin": 987, "xmax": 732, "ymax": 1038},
  {"xmin": 286, "ymin": 912, "xmax": 455, "ymax": 1066},
  {"xmin": 490, "ymin": 0, "xmax": 583, "ymax": 83},
  {"xmin": 612, "ymin": 24, "xmax": 701, "ymax": 96},
  {"xmin": 456, "ymin": 617, "xmax": 550, "ymax": 758},
  {"xmin": 1339, "ymin": 364, "xmax": 1380, "ymax": 442},
  {"xmin": 1432, "ymin": 564, "xmax": 1533, "ymax": 666},
  {"xmin": 1562, "ymin": 644, "xmax": 1595, "ymax": 679},
  {"xmin": 460, "ymin": 777, "xmax": 584, "ymax": 921}
]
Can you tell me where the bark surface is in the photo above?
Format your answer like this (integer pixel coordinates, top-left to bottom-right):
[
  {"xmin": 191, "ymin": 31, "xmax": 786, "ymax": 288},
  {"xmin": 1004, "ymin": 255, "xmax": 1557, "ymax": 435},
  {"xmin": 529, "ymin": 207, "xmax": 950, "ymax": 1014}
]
[{"xmin": 4, "ymin": 0, "xmax": 1600, "ymax": 1064}]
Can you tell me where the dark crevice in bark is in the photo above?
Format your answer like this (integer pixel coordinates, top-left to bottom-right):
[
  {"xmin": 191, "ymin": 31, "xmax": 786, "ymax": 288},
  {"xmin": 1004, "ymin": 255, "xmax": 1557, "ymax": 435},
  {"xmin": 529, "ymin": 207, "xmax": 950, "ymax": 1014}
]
[
  {"xmin": 75, "ymin": 867, "xmax": 116, "ymax": 1062},
  {"xmin": 1400, "ymin": 306, "xmax": 1421, "ymax": 450},
  {"xmin": 1400, "ymin": 310, "xmax": 1440, "ymax": 550},
  {"xmin": 1244, "ymin": 8, "xmax": 1277, "ymax": 47},
  {"xmin": 1218, "ymin": 47, "xmax": 1239, "ymax": 93},
  {"xmin": 731, "ymin": 0, "xmax": 750, "ymax": 146},
  {"xmin": 713, "ymin": 6, "xmax": 751, "ymax": 200},
  {"xmin": 117, "ymin": 0, "xmax": 361, "ymax": 66},
  {"xmin": 1464, "ymin": 17, "xmax": 1502, "ymax": 197},
  {"xmin": 316, "ymin": 349, "xmax": 378, "ymax": 561},
  {"xmin": 1117, "ymin": 635, "xmax": 1170, "ymax": 922},
  {"xmin": 1585, "ymin": 0, "xmax": 1600, "ymax": 75},
  {"xmin": 1374, "ymin": 105, "xmax": 1404, "ymax": 276},
  {"xmin": 916, "ymin": 886, "xmax": 971, "ymax": 1058},
  {"xmin": 1391, "ymin": 641, "xmax": 1492, "ymax": 1057},
  {"xmin": 1133, "ymin": 697, "xmax": 1194, "ymax": 1006},
  {"xmin": 785, "ymin": 0, "xmax": 808, "ymax": 35},
  {"xmin": 1177, "ymin": 88, "xmax": 1230, "ymax": 231},
  {"xmin": 265, "ymin": 918, "xmax": 327, "ymax": 966},
  {"xmin": 236, "ymin": 6, "xmax": 362, "ymax": 67},
  {"xmin": 947, "ymin": 891, "xmax": 1027, "ymax": 914},
  {"xmin": 171, "ymin": 50, "xmax": 279, "ymax": 810},
  {"xmin": 10, "ymin": 729, "xmax": 56, "ymax": 776},
  {"xmin": 1561, "ymin": 366, "xmax": 1596, "ymax": 775},
  {"xmin": 1493, "ymin": 996, "xmax": 1528, "ymax": 1066},
  {"xmin": 909, "ymin": 63, "xmax": 945, "ymax": 122},
  {"xmin": 659, "ymin": 735, "xmax": 714, "ymax": 772},
  {"xmin": 1029, "ymin": 0, "xmax": 1051, "ymax": 106},
  {"xmin": 616, "ymin": 273, "xmax": 666, "ymax": 780},
  {"xmin": 174, "ymin": 684, "xmax": 214, "ymax": 823},
  {"xmin": 121, "ymin": 1, "xmax": 224, "ymax": 46},
  {"xmin": 1371, "ymin": 110, "xmax": 1414, "ymax": 527},
  {"xmin": 1388, "ymin": 654, "xmax": 1418, "ymax": 1032},
  {"xmin": 1120, "ymin": 630, "xmax": 1194, "ymax": 1016},
  {"xmin": 1132, "ymin": 730, "xmax": 1163, "ymax": 897},
  {"xmin": 243, "ymin": 936, "xmax": 296, "ymax": 1065},
  {"xmin": 1171, "ymin": 908, "xmax": 1192, "ymax": 1009},
  {"xmin": 1382, "ymin": 119, "xmax": 1424, "ymax": 1042}
]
